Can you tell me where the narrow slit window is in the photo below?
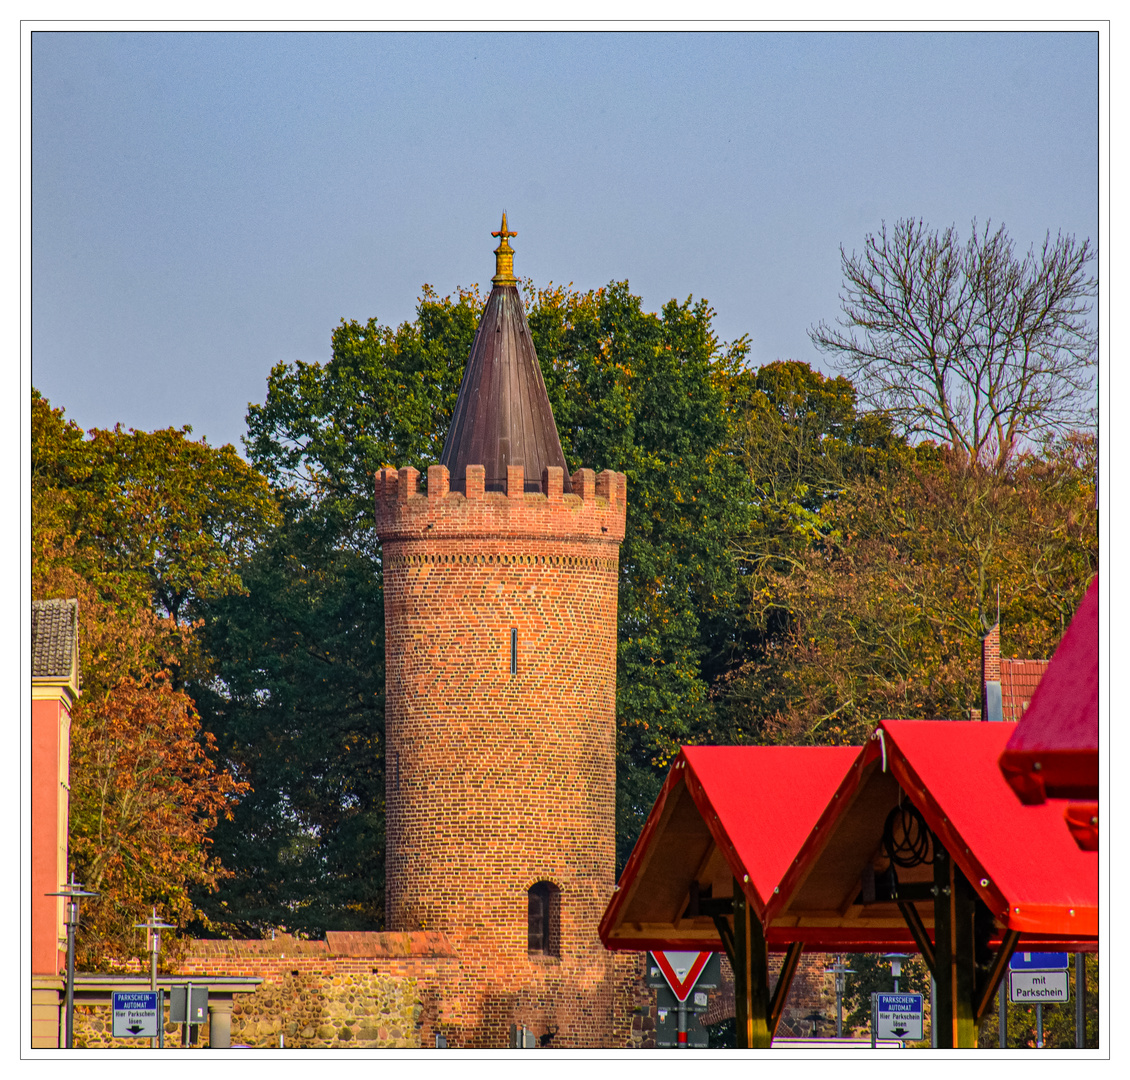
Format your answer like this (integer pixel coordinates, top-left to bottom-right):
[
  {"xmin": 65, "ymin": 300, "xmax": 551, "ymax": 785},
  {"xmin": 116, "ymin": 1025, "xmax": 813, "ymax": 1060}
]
[
  {"xmin": 510, "ymin": 628, "xmax": 517, "ymax": 675},
  {"xmin": 527, "ymin": 881, "xmax": 560, "ymax": 956}
]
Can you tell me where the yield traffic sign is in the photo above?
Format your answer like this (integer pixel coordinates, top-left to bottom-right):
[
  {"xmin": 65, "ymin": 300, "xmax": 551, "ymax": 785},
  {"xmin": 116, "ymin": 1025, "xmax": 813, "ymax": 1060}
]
[{"xmin": 649, "ymin": 951, "xmax": 713, "ymax": 1002}]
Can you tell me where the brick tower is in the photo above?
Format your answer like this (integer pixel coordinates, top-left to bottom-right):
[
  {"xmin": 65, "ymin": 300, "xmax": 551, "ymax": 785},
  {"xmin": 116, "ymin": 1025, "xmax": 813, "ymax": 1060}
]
[{"xmin": 375, "ymin": 216, "xmax": 627, "ymax": 1048}]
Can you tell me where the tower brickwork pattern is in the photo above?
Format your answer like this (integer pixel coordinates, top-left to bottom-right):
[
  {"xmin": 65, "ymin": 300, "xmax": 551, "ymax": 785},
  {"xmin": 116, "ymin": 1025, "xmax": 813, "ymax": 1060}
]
[{"xmin": 376, "ymin": 461, "xmax": 627, "ymax": 1047}]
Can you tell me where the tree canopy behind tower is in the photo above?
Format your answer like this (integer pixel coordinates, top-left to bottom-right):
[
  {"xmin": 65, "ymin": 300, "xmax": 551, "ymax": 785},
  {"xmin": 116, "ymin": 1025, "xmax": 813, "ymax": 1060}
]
[
  {"xmin": 199, "ymin": 281, "xmax": 759, "ymax": 912},
  {"xmin": 34, "ymin": 259, "xmax": 1097, "ymax": 943}
]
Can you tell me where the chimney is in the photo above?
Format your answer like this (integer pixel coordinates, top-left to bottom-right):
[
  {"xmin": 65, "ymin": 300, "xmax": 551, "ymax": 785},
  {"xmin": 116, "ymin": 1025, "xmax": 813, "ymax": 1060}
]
[{"xmin": 981, "ymin": 623, "xmax": 1002, "ymax": 722}]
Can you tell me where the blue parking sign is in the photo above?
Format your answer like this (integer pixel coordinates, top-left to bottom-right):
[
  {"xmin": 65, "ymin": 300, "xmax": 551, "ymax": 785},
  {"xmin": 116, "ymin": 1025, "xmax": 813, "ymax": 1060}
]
[{"xmin": 1010, "ymin": 952, "xmax": 1068, "ymax": 971}]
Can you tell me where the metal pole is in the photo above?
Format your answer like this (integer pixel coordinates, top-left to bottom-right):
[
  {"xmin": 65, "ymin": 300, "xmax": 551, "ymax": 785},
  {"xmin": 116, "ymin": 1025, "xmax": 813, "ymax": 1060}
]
[
  {"xmin": 135, "ymin": 909, "xmax": 173, "ymax": 1050},
  {"xmin": 64, "ymin": 897, "xmax": 77, "ymax": 1048},
  {"xmin": 677, "ymin": 998, "xmax": 687, "ymax": 1048},
  {"xmin": 183, "ymin": 980, "xmax": 192, "ymax": 1047},
  {"xmin": 1036, "ymin": 1002, "xmax": 1044, "ymax": 1048},
  {"xmin": 1075, "ymin": 953, "xmax": 1085, "ymax": 1048},
  {"xmin": 835, "ymin": 963, "xmax": 844, "ymax": 1038},
  {"xmin": 46, "ymin": 878, "xmax": 98, "ymax": 1048},
  {"xmin": 930, "ymin": 974, "xmax": 937, "ymax": 1048},
  {"xmin": 151, "ymin": 922, "xmax": 159, "ymax": 1049},
  {"xmin": 998, "ymin": 977, "xmax": 1007, "ymax": 1048}
]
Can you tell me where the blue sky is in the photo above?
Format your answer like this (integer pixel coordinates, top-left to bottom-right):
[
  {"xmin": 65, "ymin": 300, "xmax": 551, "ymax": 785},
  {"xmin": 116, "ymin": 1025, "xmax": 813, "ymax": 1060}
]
[{"xmin": 30, "ymin": 29, "xmax": 1100, "ymax": 452}]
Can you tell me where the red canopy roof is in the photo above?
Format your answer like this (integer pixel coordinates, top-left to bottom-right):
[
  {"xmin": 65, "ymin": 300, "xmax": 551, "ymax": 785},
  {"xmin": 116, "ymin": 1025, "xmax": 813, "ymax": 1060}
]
[
  {"xmin": 999, "ymin": 575, "xmax": 1099, "ymax": 804},
  {"xmin": 599, "ymin": 746, "xmax": 862, "ymax": 952},
  {"xmin": 769, "ymin": 721, "xmax": 1097, "ymax": 940},
  {"xmin": 681, "ymin": 745, "xmax": 860, "ymax": 915}
]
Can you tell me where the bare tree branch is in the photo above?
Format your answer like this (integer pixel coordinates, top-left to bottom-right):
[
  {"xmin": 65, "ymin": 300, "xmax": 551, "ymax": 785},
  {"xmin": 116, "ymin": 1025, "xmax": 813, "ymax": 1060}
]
[{"xmin": 810, "ymin": 219, "xmax": 1097, "ymax": 470}]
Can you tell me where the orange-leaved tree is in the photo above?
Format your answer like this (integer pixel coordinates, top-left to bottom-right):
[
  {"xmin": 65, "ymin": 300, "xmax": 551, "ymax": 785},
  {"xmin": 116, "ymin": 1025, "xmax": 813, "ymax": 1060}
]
[{"xmin": 32, "ymin": 391, "xmax": 266, "ymax": 966}]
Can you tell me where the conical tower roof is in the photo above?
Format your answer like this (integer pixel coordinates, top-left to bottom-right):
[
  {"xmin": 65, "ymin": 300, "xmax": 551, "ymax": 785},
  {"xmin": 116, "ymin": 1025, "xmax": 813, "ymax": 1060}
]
[{"xmin": 440, "ymin": 214, "xmax": 572, "ymax": 494}]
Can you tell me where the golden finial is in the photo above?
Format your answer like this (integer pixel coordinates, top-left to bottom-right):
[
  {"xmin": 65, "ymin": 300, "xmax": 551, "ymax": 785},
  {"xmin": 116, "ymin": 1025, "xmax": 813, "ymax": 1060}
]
[{"xmin": 491, "ymin": 212, "xmax": 517, "ymax": 285}]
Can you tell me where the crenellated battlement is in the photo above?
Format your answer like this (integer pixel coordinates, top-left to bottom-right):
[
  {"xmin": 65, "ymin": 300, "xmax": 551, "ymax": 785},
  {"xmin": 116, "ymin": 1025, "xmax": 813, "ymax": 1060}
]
[{"xmin": 375, "ymin": 463, "xmax": 627, "ymax": 544}]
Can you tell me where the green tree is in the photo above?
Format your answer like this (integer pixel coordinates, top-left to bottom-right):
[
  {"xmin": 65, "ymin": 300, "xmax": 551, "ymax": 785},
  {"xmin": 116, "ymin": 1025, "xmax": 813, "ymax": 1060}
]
[
  {"xmin": 225, "ymin": 281, "xmax": 755, "ymax": 890},
  {"xmin": 188, "ymin": 498, "xmax": 385, "ymax": 937},
  {"xmin": 32, "ymin": 389, "xmax": 280, "ymax": 631},
  {"xmin": 721, "ymin": 434, "xmax": 1098, "ymax": 747},
  {"xmin": 842, "ymin": 953, "xmax": 931, "ymax": 1036},
  {"xmin": 524, "ymin": 282, "xmax": 756, "ymax": 867},
  {"xmin": 713, "ymin": 361, "xmax": 909, "ymax": 744},
  {"xmin": 193, "ymin": 287, "xmax": 484, "ymax": 932}
]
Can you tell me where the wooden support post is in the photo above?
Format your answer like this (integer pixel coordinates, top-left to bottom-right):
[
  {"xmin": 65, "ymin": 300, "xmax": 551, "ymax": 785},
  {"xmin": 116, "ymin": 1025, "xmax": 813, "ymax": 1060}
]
[
  {"xmin": 769, "ymin": 942, "xmax": 804, "ymax": 1038},
  {"xmin": 731, "ymin": 877, "xmax": 772, "ymax": 1049},
  {"xmin": 897, "ymin": 899, "xmax": 935, "ymax": 976},
  {"xmin": 974, "ymin": 929, "xmax": 1020, "ymax": 1025},
  {"xmin": 932, "ymin": 836, "xmax": 978, "ymax": 1048},
  {"xmin": 933, "ymin": 842, "xmax": 954, "ymax": 1046},
  {"xmin": 952, "ymin": 868, "xmax": 978, "ymax": 1047}
]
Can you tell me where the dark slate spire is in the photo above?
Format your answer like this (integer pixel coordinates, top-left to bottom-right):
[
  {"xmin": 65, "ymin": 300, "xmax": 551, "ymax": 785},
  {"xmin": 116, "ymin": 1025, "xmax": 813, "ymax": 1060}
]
[{"xmin": 440, "ymin": 214, "xmax": 572, "ymax": 494}]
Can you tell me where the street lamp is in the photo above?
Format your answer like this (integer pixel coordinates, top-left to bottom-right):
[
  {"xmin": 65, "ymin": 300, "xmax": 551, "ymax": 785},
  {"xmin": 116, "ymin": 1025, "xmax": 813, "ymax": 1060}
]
[
  {"xmin": 135, "ymin": 908, "xmax": 175, "ymax": 1049},
  {"xmin": 46, "ymin": 876, "xmax": 98, "ymax": 1048},
  {"xmin": 823, "ymin": 956, "xmax": 854, "ymax": 1037},
  {"xmin": 883, "ymin": 953, "xmax": 911, "ymax": 993}
]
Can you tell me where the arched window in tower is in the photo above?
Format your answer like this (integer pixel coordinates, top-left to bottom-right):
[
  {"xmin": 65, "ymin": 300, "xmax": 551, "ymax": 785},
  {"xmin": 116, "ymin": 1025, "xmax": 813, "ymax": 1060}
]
[{"xmin": 527, "ymin": 881, "xmax": 560, "ymax": 957}]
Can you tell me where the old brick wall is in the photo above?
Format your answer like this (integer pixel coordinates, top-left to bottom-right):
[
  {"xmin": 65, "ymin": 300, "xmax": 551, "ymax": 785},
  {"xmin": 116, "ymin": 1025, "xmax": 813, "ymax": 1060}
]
[{"xmin": 376, "ymin": 462, "xmax": 626, "ymax": 1049}]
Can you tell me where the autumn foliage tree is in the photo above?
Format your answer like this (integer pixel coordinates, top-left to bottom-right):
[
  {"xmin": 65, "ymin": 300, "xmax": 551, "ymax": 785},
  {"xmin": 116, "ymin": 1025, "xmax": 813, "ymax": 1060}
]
[
  {"xmin": 720, "ymin": 433, "xmax": 1097, "ymax": 746},
  {"xmin": 32, "ymin": 392, "xmax": 265, "ymax": 965}
]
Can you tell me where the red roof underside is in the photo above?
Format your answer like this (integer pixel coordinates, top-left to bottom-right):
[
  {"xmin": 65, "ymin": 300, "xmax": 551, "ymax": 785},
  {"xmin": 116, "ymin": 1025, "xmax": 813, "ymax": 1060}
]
[
  {"xmin": 682, "ymin": 745, "xmax": 859, "ymax": 912},
  {"xmin": 878, "ymin": 721, "xmax": 1097, "ymax": 937},
  {"xmin": 999, "ymin": 575, "xmax": 1098, "ymax": 802},
  {"xmin": 602, "ymin": 735, "xmax": 1094, "ymax": 954}
]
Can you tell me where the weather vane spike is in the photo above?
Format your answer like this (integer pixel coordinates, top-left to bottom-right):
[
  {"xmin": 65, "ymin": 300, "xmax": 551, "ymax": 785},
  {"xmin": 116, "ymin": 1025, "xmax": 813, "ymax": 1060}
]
[{"xmin": 491, "ymin": 212, "xmax": 518, "ymax": 285}]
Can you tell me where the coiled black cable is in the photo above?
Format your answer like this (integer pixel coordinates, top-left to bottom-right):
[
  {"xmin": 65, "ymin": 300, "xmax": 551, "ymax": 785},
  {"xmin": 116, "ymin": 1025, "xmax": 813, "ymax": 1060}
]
[{"xmin": 881, "ymin": 801, "xmax": 933, "ymax": 867}]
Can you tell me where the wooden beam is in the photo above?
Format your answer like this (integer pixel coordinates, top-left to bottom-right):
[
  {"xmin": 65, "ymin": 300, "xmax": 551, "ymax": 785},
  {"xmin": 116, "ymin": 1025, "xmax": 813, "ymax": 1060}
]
[
  {"xmin": 952, "ymin": 866, "xmax": 977, "ymax": 1047},
  {"xmin": 731, "ymin": 877, "xmax": 772, "ymax": 1049},
  {"xmin": 712, "ymin": 912, "xmax": 736, "ymax": 972},
  {"xmin": 769, "ymin": 942, "xmax": 804, "ymax": 1038},
  {"xmin": 932, "ymin": 835, "xmax": 978, "ymax": 1048},
  {"xmin": 933, "ymin": 837, "xmax": 954, "ymax": 1047},
  {"xmin": 974, "ymin": 929, "xmax": 1020, "ymax": 1025},
  {"xmin": 732, "ymin": 884, "xmax": 752, "ymax": 1049},
  {"xmin": 897, "ymin": 899, "xmax": 936, "ymax": 976}
]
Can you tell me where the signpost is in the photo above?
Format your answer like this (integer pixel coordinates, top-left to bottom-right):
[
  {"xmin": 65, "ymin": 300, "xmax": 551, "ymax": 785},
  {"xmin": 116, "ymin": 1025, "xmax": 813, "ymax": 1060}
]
[
  {"xmin": 647, "ymin": 952, "xmax": 720, "ymax": 1048},
  {"xmin": 112, "ymin": 991, "xmax": 160, "ymax": 1039},
  {"xmin": 171, "ymin": 984, "xmax": 209, "ymax": 1047},
  {"xmin": 870, "ymin": 993, "xmax": 924, "ymax": 1046},
  {"xmin": 1008, "ymin": 952, "xmax": 1070, "ymax": 1048},
  {"xmin": 647, "ymin": 952, "xmax": 717, "ymax": 1001}
]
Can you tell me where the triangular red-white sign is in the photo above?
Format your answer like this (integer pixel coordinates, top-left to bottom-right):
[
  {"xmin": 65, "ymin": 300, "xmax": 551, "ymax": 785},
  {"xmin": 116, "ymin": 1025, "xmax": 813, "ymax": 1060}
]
[{"xmin": 650, "ymin": 951, "xmax": 712, "ymax": 1002}]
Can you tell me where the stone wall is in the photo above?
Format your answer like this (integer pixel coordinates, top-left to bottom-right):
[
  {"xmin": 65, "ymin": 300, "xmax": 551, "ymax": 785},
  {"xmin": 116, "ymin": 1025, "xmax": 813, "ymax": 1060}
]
[
  {"xmin": 228, "ymin": 969, "xmax": 421, "ymax": 1048},
  {"xmin": 72, "ymin": 932, "xmax": 458, "ymax": 1049}
]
